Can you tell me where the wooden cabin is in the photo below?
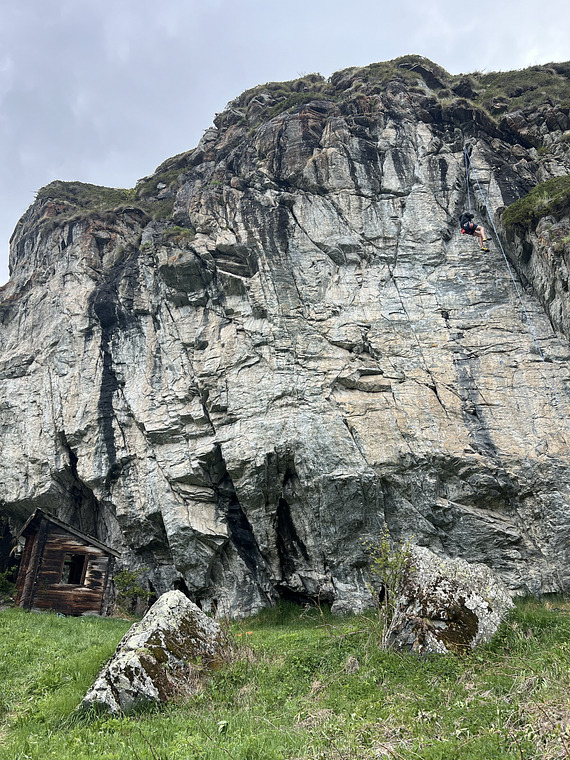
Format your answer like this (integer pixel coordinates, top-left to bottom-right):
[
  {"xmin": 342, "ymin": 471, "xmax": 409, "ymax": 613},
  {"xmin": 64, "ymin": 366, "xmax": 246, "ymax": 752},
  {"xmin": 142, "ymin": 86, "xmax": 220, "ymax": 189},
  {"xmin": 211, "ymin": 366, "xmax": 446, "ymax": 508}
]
[{"xmin": 14, "ymin": 509, "xmax": 120, "ymax": 616}]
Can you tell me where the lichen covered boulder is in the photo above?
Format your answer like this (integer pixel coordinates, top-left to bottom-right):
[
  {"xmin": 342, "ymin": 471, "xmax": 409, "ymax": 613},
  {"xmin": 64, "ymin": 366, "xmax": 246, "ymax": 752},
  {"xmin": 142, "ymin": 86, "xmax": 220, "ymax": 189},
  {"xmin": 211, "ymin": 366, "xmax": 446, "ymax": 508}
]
[
  {"xmin": 82, "ymin": 590, "xmax": 227, "ymax": 713},
  {"xmin": 388, "ymin": 546, "xmax": 514, "ymax": 654}
]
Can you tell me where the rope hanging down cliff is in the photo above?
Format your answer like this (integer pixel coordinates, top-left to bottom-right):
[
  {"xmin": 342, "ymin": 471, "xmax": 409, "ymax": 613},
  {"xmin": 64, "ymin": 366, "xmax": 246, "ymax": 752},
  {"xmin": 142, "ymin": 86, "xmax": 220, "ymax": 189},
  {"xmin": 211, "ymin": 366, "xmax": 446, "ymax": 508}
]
[{"xmin": 462, "ymin": 146, "xmax": 570, "ymax": 435}]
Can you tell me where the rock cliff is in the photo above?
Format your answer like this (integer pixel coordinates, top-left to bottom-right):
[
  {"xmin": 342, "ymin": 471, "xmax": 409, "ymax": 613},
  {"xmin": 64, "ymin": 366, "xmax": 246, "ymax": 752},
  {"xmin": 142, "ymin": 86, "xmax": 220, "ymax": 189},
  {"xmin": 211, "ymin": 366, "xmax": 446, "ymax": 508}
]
[{"xmin": 1, "ymin": 56, "xmax": 570, "ymax": 615}]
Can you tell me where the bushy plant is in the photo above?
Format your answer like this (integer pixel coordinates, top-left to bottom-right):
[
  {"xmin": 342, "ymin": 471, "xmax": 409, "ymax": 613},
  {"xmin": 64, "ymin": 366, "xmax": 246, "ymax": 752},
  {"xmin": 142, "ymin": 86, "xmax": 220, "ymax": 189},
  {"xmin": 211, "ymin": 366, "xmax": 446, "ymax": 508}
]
[
  {"xmin": 112, "ymin": 567, "xmax": 152, "ymax": 615},
  {"xmin": 162, "ymin": 225, "xmax": 195, "ymax": 242},
  {"xmin": 0, "ymin": 567, "xmax": 16, "ymax": 601},
  {"xmin": 362, "ymin": 527, "xmax": 414, "ymax": 649}
]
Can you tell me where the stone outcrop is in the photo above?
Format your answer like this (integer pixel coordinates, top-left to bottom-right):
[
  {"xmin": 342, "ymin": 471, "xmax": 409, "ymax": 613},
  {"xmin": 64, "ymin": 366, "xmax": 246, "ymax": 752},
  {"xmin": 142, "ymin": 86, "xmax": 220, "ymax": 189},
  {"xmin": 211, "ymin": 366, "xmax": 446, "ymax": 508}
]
[
  {"xmin": 82, "ymin": 591, "xmax": 226, "ymax": 713},
  {"xmin": 387, "ymin": 546, "xmax": 514, "ymax": 654},
  {"xmin": 503, "ymin": 213, "xmax": 570, "ymax": 339},
  {"xmin": 1, "ymin": 57, "xmax": 570, "ymax": 616}
]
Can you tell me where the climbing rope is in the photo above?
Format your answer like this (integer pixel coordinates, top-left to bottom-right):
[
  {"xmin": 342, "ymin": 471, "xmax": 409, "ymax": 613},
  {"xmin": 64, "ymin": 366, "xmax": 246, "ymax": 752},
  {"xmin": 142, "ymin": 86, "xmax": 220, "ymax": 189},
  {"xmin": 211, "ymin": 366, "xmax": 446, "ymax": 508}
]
[
  {"xmin": 463, "ymin": 148, "xmax": 471, "ymax": 214},
  {"xmin": 463, "ymin": 146, "xmax": 570, "ymax": 435}
]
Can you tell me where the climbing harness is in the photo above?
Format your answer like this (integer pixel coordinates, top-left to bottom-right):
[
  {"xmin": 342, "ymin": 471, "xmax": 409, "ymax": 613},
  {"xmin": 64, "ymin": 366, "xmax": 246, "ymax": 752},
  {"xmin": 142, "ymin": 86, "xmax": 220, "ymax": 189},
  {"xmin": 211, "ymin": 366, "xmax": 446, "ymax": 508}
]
[{"xmin": 462, "ymin": 145, "xmax": 570, "ymax": 435}]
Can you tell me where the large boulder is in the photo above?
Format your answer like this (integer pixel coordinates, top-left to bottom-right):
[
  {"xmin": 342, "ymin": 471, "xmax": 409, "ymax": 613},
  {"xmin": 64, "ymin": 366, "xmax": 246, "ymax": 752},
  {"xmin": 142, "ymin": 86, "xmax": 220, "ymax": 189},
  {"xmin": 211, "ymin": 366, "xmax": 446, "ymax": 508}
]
[
  {"xmin": 387, "ymin": 546, "xmax": 514, "ymax": 654},
  {"xmin": 82, "ymin": 591, "xmax": 227, "ymax": 713}
]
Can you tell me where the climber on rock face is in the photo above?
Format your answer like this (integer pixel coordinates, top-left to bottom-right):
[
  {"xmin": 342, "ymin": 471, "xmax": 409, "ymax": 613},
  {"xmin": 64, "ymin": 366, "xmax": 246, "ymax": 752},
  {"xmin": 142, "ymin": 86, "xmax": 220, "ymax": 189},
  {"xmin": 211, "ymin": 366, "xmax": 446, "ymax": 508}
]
[{"xmin": 460, "ymin": 211, "xmax": 490, "ymax": 252}]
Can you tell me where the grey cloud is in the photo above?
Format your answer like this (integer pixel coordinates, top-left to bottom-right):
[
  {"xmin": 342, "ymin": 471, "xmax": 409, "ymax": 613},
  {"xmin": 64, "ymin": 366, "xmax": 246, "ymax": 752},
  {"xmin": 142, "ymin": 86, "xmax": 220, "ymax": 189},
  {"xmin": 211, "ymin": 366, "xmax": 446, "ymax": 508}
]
[{"xmin": 1, "ymin": 0, "xmax": 568, "ymax": 284}]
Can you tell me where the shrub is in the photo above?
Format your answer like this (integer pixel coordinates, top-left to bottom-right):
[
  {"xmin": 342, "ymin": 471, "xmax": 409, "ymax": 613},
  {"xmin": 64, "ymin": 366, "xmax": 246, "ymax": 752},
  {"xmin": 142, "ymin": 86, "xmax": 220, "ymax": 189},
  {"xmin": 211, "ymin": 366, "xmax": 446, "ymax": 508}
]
[
  {"xmin": 362, "ymin": 527, "xmax": 414, "ymax": 649},
  {"xmin": 162, "ymin": 225, "xmax": 195, "ymax": 242},
  {"xmin": 0, "ymin": 566, "xmax": 16, "ymax": 601},
  {"xmin": 36, "ymin": 181, "xmax": 135, "ymax": 210},
  {"xmin": 113, "ymin": 568, "xmax": 151, "ymax": 615}
]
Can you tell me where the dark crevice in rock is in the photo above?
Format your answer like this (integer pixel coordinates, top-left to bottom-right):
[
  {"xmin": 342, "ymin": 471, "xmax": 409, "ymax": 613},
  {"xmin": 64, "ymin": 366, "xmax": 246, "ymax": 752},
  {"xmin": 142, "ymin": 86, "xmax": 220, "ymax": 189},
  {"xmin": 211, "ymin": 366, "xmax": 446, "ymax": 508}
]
[
  {"xmin": 225, "ymin": 493, "xmax": 263, "ymax": 579},
  {"xmin": 56, "ymin": 431, "xmax": 103, "ymax": 540},
  {"xmin": 87, "ymin": 254, "xmax": 141, "ymax": 488},
  {"xmin": 274, "ymin": 583, "xmax": 319, "ymax": 605},
  {"xmin": 204, "ymin": 445, "xmax": 271, "ymax": 601},
  {"xmin": 276, "ymin": 496, "xmax": 310, "ymax": 578},
  {"xmin": 174, "ymin": 577, "xmax": 191, "ymax": 597}
]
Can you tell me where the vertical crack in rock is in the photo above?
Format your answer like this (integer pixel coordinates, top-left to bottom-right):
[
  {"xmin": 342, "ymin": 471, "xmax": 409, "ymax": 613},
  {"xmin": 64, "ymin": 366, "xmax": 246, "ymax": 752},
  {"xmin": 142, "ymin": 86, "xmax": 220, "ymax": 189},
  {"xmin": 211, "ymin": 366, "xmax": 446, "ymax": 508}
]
[
  {"xmin": 209, "ymin": 446, "xmax": 272, "ymax": 603},
  {"xmin": 88, "ymin": 254, "xmax": 140, "ymax": 488},
  {"xmin": 57, "ymin": 431, "xmax": 103, "ymax": 539},
  {"xmin": 92, "ymin": 285, "xmax": 121, "ymax": 484},
  {"xmin": 276, "ymin": 496, "xmax": 310, "ymax": 578}
]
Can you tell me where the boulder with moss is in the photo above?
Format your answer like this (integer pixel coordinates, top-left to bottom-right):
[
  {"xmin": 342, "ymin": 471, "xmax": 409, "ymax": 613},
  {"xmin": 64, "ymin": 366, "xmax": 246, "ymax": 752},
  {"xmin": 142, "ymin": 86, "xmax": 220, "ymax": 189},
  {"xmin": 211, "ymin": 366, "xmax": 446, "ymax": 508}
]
[
  {"xmin": 81, "ymin": 591, "xmax": 227, "ymax": 713},
  {"xmin": 387, "ymin": 546, "xmax": 514, "ymax": 654}
]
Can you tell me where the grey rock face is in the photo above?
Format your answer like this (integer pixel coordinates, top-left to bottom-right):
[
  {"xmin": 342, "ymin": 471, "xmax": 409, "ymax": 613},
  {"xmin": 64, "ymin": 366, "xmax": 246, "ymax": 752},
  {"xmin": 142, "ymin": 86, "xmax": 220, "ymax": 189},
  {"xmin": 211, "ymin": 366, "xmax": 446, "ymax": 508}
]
[
  {"xmin": 388, "ymin": 546, "xmax": 514, "ymax": 654},
  {"xmin": 1, "ymin": 60, "xmax": 570, "ymax": 616},
  {"xmin": 82, "ymin": 591, "xmax": 226, "ymax": 713},
  {"xmin": 504, "ymin": 214, "xmax": 570, "ymax": 339}
]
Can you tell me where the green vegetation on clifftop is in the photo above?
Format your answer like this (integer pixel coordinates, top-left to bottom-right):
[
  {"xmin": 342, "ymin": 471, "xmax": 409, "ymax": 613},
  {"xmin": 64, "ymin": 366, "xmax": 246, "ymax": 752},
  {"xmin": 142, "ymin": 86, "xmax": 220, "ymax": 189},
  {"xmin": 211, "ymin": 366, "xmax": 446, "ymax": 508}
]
[
  {"xmin": 223, "ymin": 56, "xmax": 570, "ymax": 128},
  {"xmin": 33, "ymin": 150, "xmax": 195, "ymax": 228},
  {"xmin": 30, "ymin": 58, "xmax": 570, "ymax": 234}
]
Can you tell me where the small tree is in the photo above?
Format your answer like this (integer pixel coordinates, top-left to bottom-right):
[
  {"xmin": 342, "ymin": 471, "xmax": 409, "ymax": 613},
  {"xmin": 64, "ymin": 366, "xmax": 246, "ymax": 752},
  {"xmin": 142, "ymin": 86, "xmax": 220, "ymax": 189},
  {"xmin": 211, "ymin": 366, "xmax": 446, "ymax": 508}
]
[
  {"xmin": 363, "ymin": 527, "xmax": 414, "ymax": 649},
  {"xmin": 113, "ymin": 568, "xmax": 152, "ymax": 616}
]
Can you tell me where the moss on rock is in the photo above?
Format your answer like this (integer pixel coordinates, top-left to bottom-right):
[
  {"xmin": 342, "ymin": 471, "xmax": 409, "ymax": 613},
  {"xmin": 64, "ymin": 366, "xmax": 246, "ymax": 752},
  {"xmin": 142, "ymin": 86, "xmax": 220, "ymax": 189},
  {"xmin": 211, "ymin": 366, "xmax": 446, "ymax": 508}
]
[{"xmin": 502, "ymin": 175, "xmax": 570, "ymax": 231}]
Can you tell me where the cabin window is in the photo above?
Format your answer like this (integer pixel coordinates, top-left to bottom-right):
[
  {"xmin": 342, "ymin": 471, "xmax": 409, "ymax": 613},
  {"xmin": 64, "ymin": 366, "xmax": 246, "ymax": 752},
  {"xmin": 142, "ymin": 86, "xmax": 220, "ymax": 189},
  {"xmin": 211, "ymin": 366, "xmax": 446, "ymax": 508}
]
[{"xmin": 60, "ymin": 553, "xmax": 87, "ymax": 585}]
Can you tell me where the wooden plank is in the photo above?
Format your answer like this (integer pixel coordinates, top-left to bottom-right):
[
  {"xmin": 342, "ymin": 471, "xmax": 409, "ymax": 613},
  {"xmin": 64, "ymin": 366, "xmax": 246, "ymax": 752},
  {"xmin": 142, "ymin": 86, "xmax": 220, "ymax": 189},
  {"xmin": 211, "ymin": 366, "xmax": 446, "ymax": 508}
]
[
  {"xmin": 31, "ymin": 587, "xmax": 103, "ymax": 615},
  {"xmin": 14, "ymin": 530, "xmax": 36, "ymax": 606},
  {"xmin": 100, "ymin": 555, "xmax": 116, "ymax": 615},
  {"xmin": 19, "ymin": 518, "xmax": 48, "ymax": 610}
]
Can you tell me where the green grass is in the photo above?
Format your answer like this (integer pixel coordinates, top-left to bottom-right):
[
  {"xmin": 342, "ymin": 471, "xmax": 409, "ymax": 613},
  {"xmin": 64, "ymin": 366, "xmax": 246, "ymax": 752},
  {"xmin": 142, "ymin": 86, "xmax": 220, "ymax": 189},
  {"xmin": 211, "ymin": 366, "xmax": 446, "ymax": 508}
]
[
  {"xmin": 32, "ymin": 149, "xmax": 194, "ymax": 230},
  {"xmin": 471, "ymin": 64, "xmax": 570, "ymax": 112},
  {"xmin": 1, "ymin": 598, "xmax": 569, "ymax": 759},
  {"xmin": 35, "ymin": 176, "xmax": 177, "ymax": 228},
  {"xmin": 36, "ymin": 181, "xmax": 136, "ymax": 210},
  {"xmin": 162, "ymin": 225, "xmax": 195, "ymax": 242},
  {"xmin": 502, "ymin": 174, "xmax": 570, "ymax": 231}
]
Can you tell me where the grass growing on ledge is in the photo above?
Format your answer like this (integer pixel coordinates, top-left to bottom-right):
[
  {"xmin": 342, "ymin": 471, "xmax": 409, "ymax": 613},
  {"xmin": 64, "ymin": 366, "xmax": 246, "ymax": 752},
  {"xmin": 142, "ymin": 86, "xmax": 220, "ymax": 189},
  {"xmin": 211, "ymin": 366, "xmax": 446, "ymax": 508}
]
[
  {"xmin": 0, "ymin": 598, "xmax": 569, "ymax": 759},
  {"xmin": 36, "ymin": 181, "xmax": 136, "ymax": 211},
  {"xmin": 34, "ymin": 165, "xmax": 184, "ymax": 225},
  {"xmin": 502, "ymin": 175, "xmax": 570, "ymax": 231},
  {"xmin": 471, "ymin": 64, "xmax": 570, "ymax": 112}
]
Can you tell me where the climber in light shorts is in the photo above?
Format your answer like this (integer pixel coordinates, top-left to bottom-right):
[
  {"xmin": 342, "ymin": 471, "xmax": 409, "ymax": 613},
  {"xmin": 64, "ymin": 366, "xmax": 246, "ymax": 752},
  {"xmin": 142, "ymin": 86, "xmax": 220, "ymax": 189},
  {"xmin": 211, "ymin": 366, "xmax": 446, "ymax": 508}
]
[{"xmin": 460, "ymin": 211, "xmax": 490, "ymax": 252}]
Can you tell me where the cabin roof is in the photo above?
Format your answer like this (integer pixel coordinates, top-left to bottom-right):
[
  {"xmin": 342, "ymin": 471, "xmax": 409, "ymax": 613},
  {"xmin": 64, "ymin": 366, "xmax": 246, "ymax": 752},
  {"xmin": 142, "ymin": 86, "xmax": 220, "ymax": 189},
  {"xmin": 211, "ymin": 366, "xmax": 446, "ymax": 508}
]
[{"xmin": 19, "ymin": 508, "xmax": 121, "ymax": 558}]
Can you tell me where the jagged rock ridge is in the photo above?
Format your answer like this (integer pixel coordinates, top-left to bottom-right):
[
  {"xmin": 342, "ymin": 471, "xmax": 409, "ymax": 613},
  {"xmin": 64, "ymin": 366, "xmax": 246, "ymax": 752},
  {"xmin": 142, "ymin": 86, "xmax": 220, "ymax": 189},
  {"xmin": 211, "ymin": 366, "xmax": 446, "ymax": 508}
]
[{"xmin": 1, "ymin": 56, "xmax": 570, "ymax": 615}]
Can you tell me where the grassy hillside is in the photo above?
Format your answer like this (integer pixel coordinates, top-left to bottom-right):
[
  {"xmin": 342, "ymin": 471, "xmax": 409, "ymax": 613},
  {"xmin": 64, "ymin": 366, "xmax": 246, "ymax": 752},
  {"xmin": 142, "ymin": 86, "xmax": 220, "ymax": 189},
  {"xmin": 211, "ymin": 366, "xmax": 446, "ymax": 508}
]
[{"xmin": 0, "ymin": 599, "xmax": 569, "ymax": 760}]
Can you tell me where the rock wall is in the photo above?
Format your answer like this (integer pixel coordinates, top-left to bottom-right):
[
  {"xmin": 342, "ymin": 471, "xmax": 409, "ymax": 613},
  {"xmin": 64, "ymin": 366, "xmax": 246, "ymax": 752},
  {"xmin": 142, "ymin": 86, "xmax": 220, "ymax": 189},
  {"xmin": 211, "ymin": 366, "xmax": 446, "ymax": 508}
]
[
  {"xmin": 1, "ymin": 58, "xmax": 570, "ymax": 615},
  {"xmin": 504, "ymin": 213, "xmax": 570, "ymax": 339}
]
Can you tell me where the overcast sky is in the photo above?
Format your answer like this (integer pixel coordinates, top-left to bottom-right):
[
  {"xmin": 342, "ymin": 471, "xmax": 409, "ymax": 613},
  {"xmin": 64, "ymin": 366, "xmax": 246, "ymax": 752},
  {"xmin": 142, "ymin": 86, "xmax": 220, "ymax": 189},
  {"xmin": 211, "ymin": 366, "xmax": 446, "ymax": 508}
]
[{"xmin": 1, "ymin": 0, "xmax": 568, "ymax": 285}]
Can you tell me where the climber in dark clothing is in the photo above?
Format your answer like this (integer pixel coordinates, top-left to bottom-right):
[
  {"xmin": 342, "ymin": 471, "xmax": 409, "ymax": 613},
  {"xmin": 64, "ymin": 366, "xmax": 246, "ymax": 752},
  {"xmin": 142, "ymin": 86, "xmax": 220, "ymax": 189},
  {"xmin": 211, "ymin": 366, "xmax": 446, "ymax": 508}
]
[{"xmin": 460, "ymin": 212, "xmax": 490, "ymax": 251}]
